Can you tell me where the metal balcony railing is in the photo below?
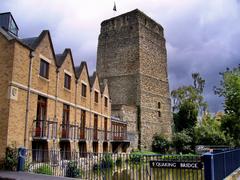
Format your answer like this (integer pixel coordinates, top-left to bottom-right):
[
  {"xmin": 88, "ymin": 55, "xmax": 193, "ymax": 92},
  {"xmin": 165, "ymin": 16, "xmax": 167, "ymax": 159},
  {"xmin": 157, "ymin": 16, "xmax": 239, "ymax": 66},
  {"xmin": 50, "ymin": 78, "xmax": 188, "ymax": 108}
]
[
  {"xmin": 112, "ymin": 131, "xmax": 129, "ymax": 141},
  {"xmin": 32, "ymin": 120, "xmax": 57, "ymax": 140},
  {"xmin": 60, "ymin": 124, "xmax": 78, "ymax": 141}
]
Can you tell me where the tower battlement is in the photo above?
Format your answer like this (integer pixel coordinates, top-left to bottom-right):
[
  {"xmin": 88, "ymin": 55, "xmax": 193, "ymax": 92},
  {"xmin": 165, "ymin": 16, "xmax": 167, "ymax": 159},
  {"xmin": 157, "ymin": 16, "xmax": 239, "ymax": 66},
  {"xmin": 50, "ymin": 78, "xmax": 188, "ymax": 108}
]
[{"xmin": 100, "ymin": 9, "xmax": 164, "ymax": 36}]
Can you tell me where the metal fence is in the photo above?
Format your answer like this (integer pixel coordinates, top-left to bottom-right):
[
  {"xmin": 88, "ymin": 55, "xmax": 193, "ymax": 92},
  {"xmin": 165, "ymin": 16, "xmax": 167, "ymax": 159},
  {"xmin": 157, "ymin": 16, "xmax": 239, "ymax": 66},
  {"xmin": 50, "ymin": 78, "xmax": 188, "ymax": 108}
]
[
  {"xmin": 21, "ymin": 149, "xmax": 204, "ymax": 180},
  {"xmin": 203, "ymin": 148, "xmax": 240, "ymax": 180}
]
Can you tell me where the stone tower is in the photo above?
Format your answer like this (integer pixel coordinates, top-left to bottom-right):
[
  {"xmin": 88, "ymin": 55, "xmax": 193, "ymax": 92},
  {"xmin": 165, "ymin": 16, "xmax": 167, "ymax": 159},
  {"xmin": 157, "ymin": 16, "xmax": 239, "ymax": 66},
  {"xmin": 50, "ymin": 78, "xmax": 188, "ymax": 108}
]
[{"xmin": 96, "ymin": 9, "xmax": 172, "ymax": 150}]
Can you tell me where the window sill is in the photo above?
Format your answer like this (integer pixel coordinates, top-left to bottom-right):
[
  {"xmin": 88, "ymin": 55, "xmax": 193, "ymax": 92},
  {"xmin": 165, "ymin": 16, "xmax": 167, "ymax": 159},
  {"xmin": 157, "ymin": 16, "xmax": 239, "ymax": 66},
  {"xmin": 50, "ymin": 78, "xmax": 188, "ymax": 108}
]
[
  {"xmin": 38, "ymin": 75, "xmax": 50, "ymax": 82},
  {"xmin": 64, "ymin": 88, "xmax": 71, "ymax": 92}
]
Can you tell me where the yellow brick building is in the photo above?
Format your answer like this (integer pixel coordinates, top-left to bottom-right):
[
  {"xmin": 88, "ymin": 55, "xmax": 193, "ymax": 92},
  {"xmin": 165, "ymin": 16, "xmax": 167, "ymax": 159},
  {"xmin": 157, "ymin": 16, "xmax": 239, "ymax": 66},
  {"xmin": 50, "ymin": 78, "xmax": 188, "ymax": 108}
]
[{"xmin": 0, "ymin": 12, "xmax": 130, "ymax": 162}]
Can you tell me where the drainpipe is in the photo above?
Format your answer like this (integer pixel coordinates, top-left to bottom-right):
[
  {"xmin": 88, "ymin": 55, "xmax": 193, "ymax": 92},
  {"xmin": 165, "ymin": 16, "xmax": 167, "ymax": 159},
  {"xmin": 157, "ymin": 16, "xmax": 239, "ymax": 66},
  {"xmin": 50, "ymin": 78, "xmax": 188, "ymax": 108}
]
[
  {"xmin": 53, "ymin": 69, "xmax": 59, "ymax": 150},
  {"xmin": 54, "ymin": 69, "xmax": 59, "ymax": 118},
  {"xmin": 24, "ymin": 50, "xmax": 35, "ymax": 147},
  {"xmin": 74, "ymin": 79, "xmax": 78, "ymax": 150}
]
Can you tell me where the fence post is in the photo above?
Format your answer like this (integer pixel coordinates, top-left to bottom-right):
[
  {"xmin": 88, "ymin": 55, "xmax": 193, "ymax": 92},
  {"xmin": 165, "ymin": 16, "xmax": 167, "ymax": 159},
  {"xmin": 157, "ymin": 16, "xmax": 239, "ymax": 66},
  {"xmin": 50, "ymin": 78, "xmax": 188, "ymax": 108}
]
[
  {"xmin": 203, "ymin": 152, "xmax": 214, "ymax": 180},
  {"xmin": 17, "ymin": 147, "xmax": 27, "ymax": 171}
]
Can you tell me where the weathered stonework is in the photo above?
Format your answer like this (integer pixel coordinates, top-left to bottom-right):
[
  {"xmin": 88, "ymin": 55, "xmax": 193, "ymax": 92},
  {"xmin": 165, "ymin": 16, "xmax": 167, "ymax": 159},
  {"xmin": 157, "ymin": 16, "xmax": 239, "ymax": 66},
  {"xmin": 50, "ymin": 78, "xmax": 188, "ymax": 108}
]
[{"xmin": 97, "ymin": 9, "xmax": 172, "ymax": 150}]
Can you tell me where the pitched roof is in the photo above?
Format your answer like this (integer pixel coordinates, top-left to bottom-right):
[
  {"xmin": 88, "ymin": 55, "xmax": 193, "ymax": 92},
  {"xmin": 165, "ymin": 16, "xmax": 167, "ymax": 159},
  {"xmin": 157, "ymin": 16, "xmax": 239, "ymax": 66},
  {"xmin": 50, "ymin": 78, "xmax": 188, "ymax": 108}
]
[
  {"xmin": 89, "ymin": 71, "xmax": 97, "ymax": 88},
  {"xmin": 56, "ymin": 48, "xmax": 77, "ymax": 78}
]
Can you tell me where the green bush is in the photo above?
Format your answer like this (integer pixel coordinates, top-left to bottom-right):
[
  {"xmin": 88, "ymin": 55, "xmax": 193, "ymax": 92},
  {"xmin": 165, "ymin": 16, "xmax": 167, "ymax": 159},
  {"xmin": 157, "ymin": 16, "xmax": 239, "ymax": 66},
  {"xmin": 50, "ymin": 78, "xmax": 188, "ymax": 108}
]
[
  {"xmin": 115, "ymin": 157, "xmax": 122, "ymax": 167},
  {"xmin": 172, "ymin": 130, "xmax": 193, "ymax": 153},
  {"xmin": 152, "ymin": 134, "xmax": 170, "ymax": 153},
  {"xmin": 93, "ymin": 154, "xmax": 114, "ymax": 171},
  {"xmin": 66, "ymin": 161, "xmax": 82, "ymax": 178},
  {"xmin": 129, "ymin": 154, "xmax": 143, "ymax": 164},
  {"xmin": 34, "ymin": 164, "xmax": 53, "ymax": 175},
  {"xmin": 4, "ymin": 147, "xmax": 18, "ymax": 171},
  {"xmin": 101, "ymin": 154, "xmax": 114, "ymax": 168}
]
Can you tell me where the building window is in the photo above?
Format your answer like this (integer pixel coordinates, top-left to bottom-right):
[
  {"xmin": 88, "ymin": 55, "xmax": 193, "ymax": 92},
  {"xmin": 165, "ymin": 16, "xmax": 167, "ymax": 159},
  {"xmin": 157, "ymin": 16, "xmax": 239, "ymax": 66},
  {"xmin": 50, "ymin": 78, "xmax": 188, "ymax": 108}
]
[
  {"xmin": 94, "ymin": 91, "xmax": 98, "ymax": 103},
  {"xmin": 104, "ymin": 97, "xmax": 108, "ymax": 107},
  {"xmin": 80, "ymin": 110, "xmax": 86, "ymax": 128},
  {"xmin": 62, "ymin": 104, "xmax": 70, "ymax": 125},
  {"xmin": 64, "ymin": 73, "xmax": 71, "ymax": 90},
  {"xmin": 81, "ymin": 83, "xmax": 87, "ymax": 97},
  {"xmin": 158, "ymin": 102, "xmax": 161, "ymax": 109},
  {"xmin": 158, "ymin": 111, "xmax": 161, "ymax": 117},
  {"xmin": 39, "ymin": 59, "xmax": 49, "ymax": 79}
]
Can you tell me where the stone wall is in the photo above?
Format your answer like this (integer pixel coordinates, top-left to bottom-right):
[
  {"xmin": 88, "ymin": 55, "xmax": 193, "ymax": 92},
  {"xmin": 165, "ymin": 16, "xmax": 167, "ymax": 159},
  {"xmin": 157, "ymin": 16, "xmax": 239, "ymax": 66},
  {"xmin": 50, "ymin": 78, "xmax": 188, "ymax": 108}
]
[{"xmin": 97, "ymin": 9, "xmax": 172, "ymax": 150}]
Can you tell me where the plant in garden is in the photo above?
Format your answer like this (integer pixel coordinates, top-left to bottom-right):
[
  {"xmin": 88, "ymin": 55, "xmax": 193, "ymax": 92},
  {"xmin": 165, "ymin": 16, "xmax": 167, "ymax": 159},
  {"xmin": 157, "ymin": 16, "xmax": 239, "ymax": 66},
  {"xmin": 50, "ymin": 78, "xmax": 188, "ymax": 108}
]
[
  {"xmin": 152, "ymin": 134, "xmax": 170, "ymax": 153},
  {"xmin": 66, "ymin": 161, "xmax": 82, "ymax": 178},
  {"xmin": 4, "ymin": 146, "xmax": 18, "ymax": 171},
  {"xmin": 115, "ymin": 157, "xmax": 122, "ymax": 167},
  {"xmin": 34, "ymin": 164, "xmax": 53, "ymax": 175},
  {"xmin": 172, "ymin": 130, "xmax": 192, "ymax": 154}
]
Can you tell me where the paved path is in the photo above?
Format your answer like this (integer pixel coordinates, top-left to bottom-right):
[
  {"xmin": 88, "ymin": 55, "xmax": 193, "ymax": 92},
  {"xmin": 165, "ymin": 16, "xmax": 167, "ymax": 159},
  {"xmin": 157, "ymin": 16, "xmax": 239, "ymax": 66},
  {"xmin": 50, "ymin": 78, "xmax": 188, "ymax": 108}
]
[{"xmin": 0, "ymin": 171, "xmax": 77, "ymax": 180}]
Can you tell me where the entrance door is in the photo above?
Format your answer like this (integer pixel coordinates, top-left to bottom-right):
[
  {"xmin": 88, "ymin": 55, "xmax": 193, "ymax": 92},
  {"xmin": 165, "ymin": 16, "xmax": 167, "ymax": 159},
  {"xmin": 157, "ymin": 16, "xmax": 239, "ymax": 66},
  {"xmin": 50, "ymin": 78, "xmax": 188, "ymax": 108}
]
[
  {"xmin": 93, "ymin": 114, "xmax": 98, "ymax": 140},
  {"xmin": 36, "ymin": 96, "xmax": 47, "ymax": 137}
]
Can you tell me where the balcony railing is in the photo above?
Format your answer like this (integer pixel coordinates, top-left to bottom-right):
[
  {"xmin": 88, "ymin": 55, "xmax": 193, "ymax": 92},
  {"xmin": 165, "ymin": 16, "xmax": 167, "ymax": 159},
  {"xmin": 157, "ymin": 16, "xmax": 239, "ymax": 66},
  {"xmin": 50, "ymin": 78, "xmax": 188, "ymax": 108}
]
[
  {"xmin": 60, "ymin": 124, "xmax": 78, "ymax": 141},
  {"xmin": 77, "ymin": 128, "xmax": 112, "ymax": 141},
  {"xmin": 112, "ymin": 131, "xmax": 129, "ymax": 141},
  {"xmin": 32, "ymin": 120, "xmax": 57, "ymax": 140}
]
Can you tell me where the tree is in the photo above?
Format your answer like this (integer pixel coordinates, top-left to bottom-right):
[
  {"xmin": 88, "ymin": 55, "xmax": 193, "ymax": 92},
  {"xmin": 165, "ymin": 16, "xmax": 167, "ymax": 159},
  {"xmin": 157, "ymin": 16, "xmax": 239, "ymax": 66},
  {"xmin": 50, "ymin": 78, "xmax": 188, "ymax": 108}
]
[
  {"xmin": 174, "ymin": 101, "xmax": 198, "ymax": 132},
  {"xmin": 194, "ymin": 115, "xmax": 228, "ymax": 146},
  {"xmin": 171, "ymin": 73, "xmax": 207, "ymax": 132},
  {"xmin": 172, "ymin": 130, "xmax": 193, "ymax": 153},
  {"xmin": 215, "ymin": 66, "xmax": 240, "ymax": 146},
  {"xmin": 215, "ymin": 66, "xmax": 240, "ymax": 115}
]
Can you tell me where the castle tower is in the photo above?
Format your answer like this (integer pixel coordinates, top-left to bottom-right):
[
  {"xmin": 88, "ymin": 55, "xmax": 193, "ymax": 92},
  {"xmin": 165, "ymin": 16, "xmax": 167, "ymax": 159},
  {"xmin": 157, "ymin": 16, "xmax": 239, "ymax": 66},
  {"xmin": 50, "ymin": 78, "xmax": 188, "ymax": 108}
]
[{"xmin": 97, "ymin": 9, "xmax": 172, "ymax": 150}]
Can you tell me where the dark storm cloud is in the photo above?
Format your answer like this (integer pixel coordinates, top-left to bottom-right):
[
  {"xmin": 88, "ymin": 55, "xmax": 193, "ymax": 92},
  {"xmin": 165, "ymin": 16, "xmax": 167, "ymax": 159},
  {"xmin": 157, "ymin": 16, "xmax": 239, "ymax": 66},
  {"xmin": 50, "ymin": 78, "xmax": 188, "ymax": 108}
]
[{"xmin": 1, "ymin": 0, "xmax": 240, "ymax": 113}]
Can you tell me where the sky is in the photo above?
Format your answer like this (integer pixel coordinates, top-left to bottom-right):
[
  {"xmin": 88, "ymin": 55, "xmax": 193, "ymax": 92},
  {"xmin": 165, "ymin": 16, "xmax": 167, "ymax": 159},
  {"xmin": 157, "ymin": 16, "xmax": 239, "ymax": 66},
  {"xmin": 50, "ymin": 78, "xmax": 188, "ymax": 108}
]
[{"xmin": 1, "ymin": 0, "xmax": 240, "ymax": 113}]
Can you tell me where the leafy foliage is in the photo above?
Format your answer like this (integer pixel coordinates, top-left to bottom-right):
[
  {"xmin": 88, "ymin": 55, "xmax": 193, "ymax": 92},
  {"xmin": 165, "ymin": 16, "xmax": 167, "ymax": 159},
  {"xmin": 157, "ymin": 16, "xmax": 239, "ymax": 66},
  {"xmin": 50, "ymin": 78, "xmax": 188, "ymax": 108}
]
[
  {"xmin": 215, "ymin": 66, "xmax": 240, "ymax": 147},
  {"xmin": 174, "ymin": 101, "xmax": 198, "ymax": 132},
  {"xmin": 66, "ymin": 161, "xmax": 82, "ymax": 178},
  {"xmin": 152, "ymin": 134, "xmax": 170, "ymax": 153},
  {"xmin": 4, "ymin": 147, "xmax": 18, "ymax": 171},
  {"xmin": 172, "ymin": 130, "xmax": 193, "ymax": 154},
  {"xmin": 34, "ymin": 164, "xmax": 53, "ymax": 175},
  {"xmin": 194, "ymin": 115, "xmax": 227, "ymax": 146},
  {"xmin": 171, "ymin": 73, "xmax": 207, "ymax": 133}
]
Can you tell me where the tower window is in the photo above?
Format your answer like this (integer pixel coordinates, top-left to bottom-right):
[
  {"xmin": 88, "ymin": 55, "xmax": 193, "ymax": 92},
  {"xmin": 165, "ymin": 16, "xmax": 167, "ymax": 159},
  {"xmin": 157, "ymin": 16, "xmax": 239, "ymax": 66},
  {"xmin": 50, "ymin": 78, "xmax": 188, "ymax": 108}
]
[
  {"xmin": 158, "ymin": 111, "xmax": 161, "ymax": 117},
  {"xmin": 158, "ymin": 102, "xmax": 161, "ymax": 109}
]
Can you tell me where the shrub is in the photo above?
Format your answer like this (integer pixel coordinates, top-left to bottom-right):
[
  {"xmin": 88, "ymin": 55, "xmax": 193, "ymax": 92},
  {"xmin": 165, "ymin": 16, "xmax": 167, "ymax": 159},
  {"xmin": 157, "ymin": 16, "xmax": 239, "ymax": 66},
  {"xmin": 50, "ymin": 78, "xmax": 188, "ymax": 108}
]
[
  {"xmin": 129, "ymin": 154, "xmax": 143, "ymax": 164},
  {"xmin": 66, "ymin": 161, "xmax": 82, "ymax": 178},
  {"xmin": 115, "ymin": 157, "xmax": 122, "ymax": 167},
  {"xmin": 34, "ymin": 164, "xmax": 53, "ymax": 175},
  {"xmin": 172, "ymin": 130, "xmax": 192, "ymax": 153},
  {"xmin": 4, "ymin": 147, "xmax": 18, "ymax": 171},
  {"xmin": 101, "ymin": 154, "xmax": 114, "ymax": 169},
  {"xmin": 152, "ymin": 134, "xmax": 170, "ymax": 153}
]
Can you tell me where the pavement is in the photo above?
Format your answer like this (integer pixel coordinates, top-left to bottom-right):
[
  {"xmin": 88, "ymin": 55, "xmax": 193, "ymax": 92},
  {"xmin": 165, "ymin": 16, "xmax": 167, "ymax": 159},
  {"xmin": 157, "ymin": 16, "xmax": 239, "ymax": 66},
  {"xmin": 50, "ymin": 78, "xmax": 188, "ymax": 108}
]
[{"xmin": 0, "ymin": 171, "xmax": 77, "ymax": 180}]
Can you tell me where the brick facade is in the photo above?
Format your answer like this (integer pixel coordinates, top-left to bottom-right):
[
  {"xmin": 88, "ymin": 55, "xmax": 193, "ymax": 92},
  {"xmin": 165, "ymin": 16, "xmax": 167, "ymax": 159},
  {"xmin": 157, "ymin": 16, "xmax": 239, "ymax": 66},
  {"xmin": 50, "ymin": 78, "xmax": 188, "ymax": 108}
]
[{"xmin": 0, "ymin": 22, "xmax": 112, "ymax": 162}]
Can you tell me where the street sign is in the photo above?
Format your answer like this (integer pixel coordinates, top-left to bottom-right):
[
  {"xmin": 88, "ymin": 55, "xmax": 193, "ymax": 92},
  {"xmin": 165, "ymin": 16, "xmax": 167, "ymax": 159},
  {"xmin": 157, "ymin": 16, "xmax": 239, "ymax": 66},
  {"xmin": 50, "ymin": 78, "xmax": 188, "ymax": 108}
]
[{"xmin": 150, "ymin": 160, "xmax": 203, "ymax": 169}]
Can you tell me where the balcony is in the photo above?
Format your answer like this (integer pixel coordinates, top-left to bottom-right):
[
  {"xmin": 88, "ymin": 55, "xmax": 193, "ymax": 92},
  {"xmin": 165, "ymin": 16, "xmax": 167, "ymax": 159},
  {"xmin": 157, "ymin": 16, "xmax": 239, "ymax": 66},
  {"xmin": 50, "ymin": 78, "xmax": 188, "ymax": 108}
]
[
  {"xmin": 78, "ymin": 127, "xmax": 93, "ymax": 141},
  {"xmin": 112, "ymin": 131, "xmax": 129, "ymax": 142},
  {"xmin": 77, "ymin": 128, "xmax": 112, "ymax": 142},
  {"xmin": 60, "ymin": 124, "xmax": 78, "ymax": 141},
  {"xmin": 32, "ymin": 120, "xmax": 57, "ymax": 140}
]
